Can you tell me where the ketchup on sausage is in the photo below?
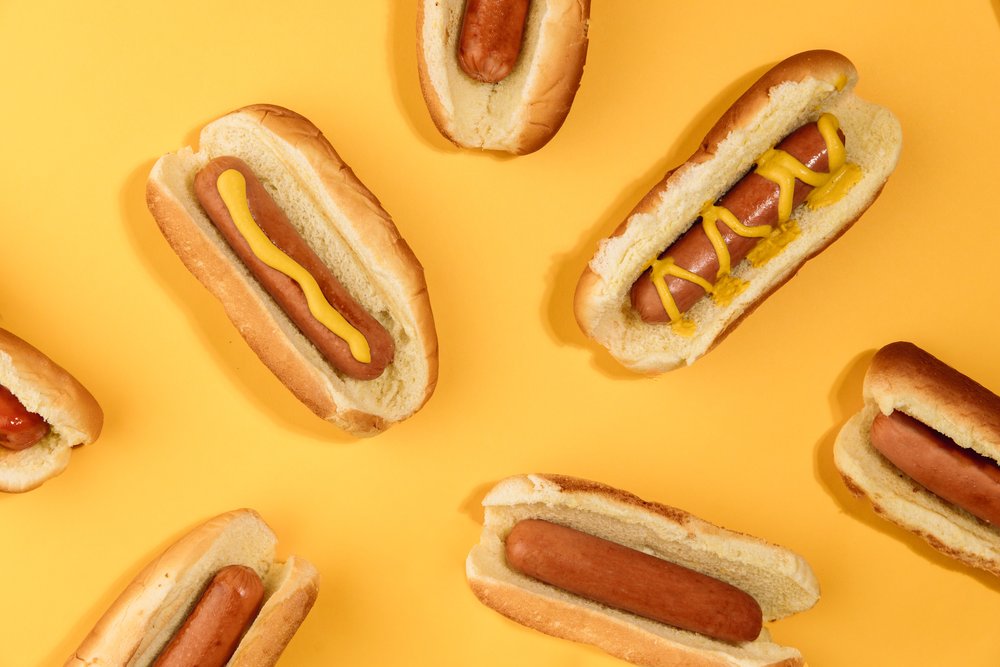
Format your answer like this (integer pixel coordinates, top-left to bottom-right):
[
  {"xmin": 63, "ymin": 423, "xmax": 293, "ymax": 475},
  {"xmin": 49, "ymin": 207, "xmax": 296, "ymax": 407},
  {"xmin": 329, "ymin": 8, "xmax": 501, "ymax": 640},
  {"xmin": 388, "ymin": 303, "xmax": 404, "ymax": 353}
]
[{"xmin": 0, "ymin": 385, "xmax": 49, "ymax": 451}]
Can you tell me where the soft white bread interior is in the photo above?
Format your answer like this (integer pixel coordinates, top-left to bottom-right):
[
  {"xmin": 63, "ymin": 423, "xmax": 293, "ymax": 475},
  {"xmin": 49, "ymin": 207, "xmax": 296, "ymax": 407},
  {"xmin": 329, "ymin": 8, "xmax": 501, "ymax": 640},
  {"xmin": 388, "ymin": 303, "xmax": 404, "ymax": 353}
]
[
  {"xmin": 0, "ymin": 328, "xmax": 103, "ymax": 493},
  {"xmin": 834, "ymin": 341, "xmax": 1000, "ymax": 575},
  {"xmin": 467, "ymin": 474, "xmax": 820, "ymax": 667},
  {"xmin": 575, "ymin": 50, "xmax": 902, "ymax": 373},
  {"xmin": 417, "ymin": 0, "xmax": 590, "ymax": 154},
  {"xmin": 147, "ymin": 104, "xmax": 438, "ymax": 436},
  {"xmin": 66, "ymin": 508, "xmax": 319, "ymax": 667}
]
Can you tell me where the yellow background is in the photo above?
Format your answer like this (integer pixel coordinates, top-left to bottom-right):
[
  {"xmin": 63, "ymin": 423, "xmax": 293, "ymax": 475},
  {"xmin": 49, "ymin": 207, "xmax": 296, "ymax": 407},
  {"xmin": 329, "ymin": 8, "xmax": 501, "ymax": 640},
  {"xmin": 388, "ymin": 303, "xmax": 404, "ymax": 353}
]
[{"xmin": 1, "ymin": 1, "xmax": 999, "ymax": 665}]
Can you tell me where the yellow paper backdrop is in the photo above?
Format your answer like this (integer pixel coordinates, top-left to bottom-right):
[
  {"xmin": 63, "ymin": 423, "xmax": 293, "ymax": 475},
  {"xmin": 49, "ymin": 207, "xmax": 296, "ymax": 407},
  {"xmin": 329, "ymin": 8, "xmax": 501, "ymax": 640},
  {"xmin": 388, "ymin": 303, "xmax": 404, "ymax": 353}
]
[{"xmin": 2, "ymin": 1, "xmax": 1000, "ymax": 665}]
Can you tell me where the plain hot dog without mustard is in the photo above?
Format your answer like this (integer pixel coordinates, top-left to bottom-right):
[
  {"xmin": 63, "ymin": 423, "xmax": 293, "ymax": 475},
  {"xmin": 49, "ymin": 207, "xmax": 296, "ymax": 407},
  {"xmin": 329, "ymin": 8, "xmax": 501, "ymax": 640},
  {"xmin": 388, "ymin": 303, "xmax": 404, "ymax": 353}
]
[
  {"xmin": 66, "ymin": 509, "xmax": 319, "ymax": 667},
  {"xmin": 505, "ymin": 519, "xmax": 763, "ymax": 643},
  {"xmin": 0, "ymin": 385, "xmax": 49, "ymax": 451},
  {"xmin": 631, "ymin": 121, "xmax": 843, "ymax": 323},
  {"xmin": 153, "ymin": 565, "xmax": 265, "ymax": 667},
  {"xmin": 870, "ymin": 411, "xmax": 1000, "ymax": 527},
  {"xmin": 458, "ymin": 0, "xmax": 531, "ymax": 83},
  {"xmin": 194, "ymin": 156, "xmax": 395, "ymax": 381},
  {"xmin": 468, "ymin": 475, "xmax": 820, "ymax": 666},
  {"xmin": 835, "ymin": 342, "xmax": 1000, "ymax": 575}
]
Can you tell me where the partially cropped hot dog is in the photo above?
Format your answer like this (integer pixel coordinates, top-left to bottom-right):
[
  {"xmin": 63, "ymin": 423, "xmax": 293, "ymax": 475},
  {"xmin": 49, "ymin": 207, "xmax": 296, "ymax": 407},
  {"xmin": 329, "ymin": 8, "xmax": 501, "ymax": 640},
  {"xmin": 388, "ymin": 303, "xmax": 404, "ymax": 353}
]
[
  {"xmin": 66, "ymin": 509, "xmax": 319, "ymax": 667},
  {"xmin": 468, "ymin": 475, "xmax": 820, "ymax": 667},
  {"xmin": 0, "ymin": 327, "xmax": 102, "ymax": 493},
  {"xmin": 575, "ymin": 50, "xmax": 902, "ymax": 373},
  {"xmin": 835, "ymin": 342, "xmax": 1000, "ymax": 575},
  {"xmin": 417, "ymin": 0, "xmax": 590, "ymax": 154},
  {"xmin": 147, "ymin": 104, "xmax": 438, "ymax": 436}
]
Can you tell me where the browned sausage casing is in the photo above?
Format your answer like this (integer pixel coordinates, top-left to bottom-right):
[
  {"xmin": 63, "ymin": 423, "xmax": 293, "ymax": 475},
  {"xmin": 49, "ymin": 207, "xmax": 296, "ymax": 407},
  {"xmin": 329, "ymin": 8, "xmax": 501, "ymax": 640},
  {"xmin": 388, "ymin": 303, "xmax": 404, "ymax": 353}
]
[
  {"xmin": 194, "ymin": 156, "xmax": 395, "ymax": 381},
  {"xmin": 871, "ymin": 411, "xmax": 1000, "ymax": 526},
  {"xmin": 631, "ymin": 122, "xmax": 841, "ymax": 322},
  {"xmin": 505, "ymin": 519, "xmax": 763, "ymax": 643},
  {"xmin": 153, "ymin": 565, "xmax": 265, "ymax": 667},
  {"xmin": 458, "ymin": 0, "xmax": 531, "ymax": 83},
  {"xmin": 0, "ymin": 385, "xmax": 49, "ymax": 451}
]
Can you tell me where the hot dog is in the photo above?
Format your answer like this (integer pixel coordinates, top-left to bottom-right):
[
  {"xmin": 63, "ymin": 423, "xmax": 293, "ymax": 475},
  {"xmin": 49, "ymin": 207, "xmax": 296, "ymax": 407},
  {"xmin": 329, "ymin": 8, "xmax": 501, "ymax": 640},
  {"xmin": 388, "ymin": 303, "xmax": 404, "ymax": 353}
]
[
  {"xmin": 0, "ymin": 328, "xmax": 102, "ymax": 493},
  {"xmin": 468, "ymin": 474, "xmax": 820, "ymax": 666},
  {"xmin": 66, "ymin": 509, "xmax": 319, "ymax": 667},
  {"xmin": 575, "ymin": 50, "xmax": 902, "ymax": 373},
  {"xmin": 835, "ymin": 342, "xmax": 1000, "ymax": 575},
  {"xmin": 147, "ymin": 104, "xmax": 438, "ymax": 436},
  {"xmin": 417, "ymin": 0, "xmax": 590, "ymax": 153}
]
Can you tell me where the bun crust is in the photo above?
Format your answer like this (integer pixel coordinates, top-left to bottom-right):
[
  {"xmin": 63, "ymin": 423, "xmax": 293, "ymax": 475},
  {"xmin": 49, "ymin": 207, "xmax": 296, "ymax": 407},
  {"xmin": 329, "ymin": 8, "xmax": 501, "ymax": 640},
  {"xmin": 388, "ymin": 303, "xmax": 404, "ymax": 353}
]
[
  {"xmin": 574, "ymin": 50, "xmax": 902, "ymax": 373},
  {"xmin": 65, "ymin": 508, "xmax": 319, "ymax": 667},
  {"xmin": 834, "ymin": 342, "xmax": 1000, "ymax": 574},
  {"xmin": 467, "ymin": 474, "xmax": 819, "ymax": 667},
  {"xmin": 416, "ymin": 0, "xmax": 590, "ymax": 154},
  {"xmin": 147, "ymin": 104, "xmax": 438, "ymax": 436},
  {"xmin": 0, "ymin": 328, "xmax": 103, "ymax": 493}
]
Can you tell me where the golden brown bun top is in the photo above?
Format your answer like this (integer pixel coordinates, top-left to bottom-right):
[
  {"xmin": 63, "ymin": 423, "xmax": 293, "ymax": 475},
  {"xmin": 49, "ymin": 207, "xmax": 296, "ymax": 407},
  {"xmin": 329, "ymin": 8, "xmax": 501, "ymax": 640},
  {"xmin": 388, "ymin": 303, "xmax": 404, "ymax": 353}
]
[
  {"xmin": 698, "ymin": 51, "xmax": 856, "ymax": 161},
  {"xmin": 0, "ymin": 327, "xmax": 103, "ymax": 493},
  {"xmin": 866, "ymin": 342, "xmax": 1000, "ymax": 461}
]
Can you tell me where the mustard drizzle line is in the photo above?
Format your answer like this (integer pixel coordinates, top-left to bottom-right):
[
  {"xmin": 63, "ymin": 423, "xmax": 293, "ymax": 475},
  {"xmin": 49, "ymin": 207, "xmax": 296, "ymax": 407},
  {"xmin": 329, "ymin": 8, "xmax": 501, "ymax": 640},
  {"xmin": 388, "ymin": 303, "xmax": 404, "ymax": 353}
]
[
  {"xmin": 216, "ymin": 168, "xmax": 372, "ymax": 364},
  {"xmin": 643, "ymin": 113, "xmax": 858, "ymax": 331}
]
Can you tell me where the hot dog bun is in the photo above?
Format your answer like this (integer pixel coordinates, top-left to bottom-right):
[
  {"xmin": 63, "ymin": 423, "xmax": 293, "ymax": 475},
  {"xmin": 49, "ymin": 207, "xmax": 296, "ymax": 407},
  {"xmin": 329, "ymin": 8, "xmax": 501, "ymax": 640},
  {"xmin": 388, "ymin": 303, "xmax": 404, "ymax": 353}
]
[
  {"xmin": 416, "ymin": 0, "xmax": 590, "ymax": 154},
  {"xmin": 467, "ymin": 474, "xmax": 820, "ymax": 667},
  {"xmin": 574, "ymin": 50, "xmax": 902, "ymax": 373},
  {"xmin": 66, "ymin": 508, "xmax": 319, "ymax": 667},
  {"xmin": 0, "ymin": 328, "xmax": 102, "ymax": 493},
  {"xmin": 834, "ymin": 342, "xmax": 1000, "ymax": 575},
  {"xmin": 146, "ymin": 104, "xmax": 438, "ymax": 436}
]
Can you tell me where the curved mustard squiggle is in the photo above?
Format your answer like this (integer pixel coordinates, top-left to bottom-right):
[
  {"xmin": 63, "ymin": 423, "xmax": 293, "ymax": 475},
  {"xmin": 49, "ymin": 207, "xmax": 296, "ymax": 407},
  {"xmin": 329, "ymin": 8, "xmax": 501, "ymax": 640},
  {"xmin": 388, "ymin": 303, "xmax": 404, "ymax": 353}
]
[
  {"xmin": 216, "ymin": 168, "xmax": 373, "ymax": 364},
  {"xmin": 644, "ymin": 113, "xmax": 861, "ymax": 334}
]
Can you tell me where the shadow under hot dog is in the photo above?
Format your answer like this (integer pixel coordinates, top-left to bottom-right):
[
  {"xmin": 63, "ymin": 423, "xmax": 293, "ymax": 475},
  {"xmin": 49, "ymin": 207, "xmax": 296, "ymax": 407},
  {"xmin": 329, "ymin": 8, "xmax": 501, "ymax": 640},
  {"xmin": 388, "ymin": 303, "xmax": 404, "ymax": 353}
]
[
  {"xmin": 815, "ymin": 350, "xmax": 1000, "ymax": 593},
  {"xmin": 543, "ymin": 62, "xmax": 774, "ymax": 381}
]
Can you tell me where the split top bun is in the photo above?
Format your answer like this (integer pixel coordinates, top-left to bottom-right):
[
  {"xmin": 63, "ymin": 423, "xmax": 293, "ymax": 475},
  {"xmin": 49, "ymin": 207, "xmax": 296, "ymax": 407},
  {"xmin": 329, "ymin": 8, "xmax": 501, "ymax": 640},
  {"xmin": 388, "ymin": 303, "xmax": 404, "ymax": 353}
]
[
  {"xmin": 417, "ymin": 0, "xmax": 590, "ymax": 154},
  {"xmin": 467, "ymin": 474, "xmax": 820, "ymax": 667},
  {"xmin": 66, "ymin": 508, "xmax": 319, "ymax": 667},
  {"xmin": 835, "ymin": 342, "xmax": 1000, "ymax": 575},
  {"xmin": 0, "ymin": 328, "xmax": 102, "ymax": 493},
  {"xmin": 147, "ymin": 104, "xmax": 438, "ymax": 436},
  {"xmin": 575, "ymin": 50, "xmax": 902, "ymax": 373}
]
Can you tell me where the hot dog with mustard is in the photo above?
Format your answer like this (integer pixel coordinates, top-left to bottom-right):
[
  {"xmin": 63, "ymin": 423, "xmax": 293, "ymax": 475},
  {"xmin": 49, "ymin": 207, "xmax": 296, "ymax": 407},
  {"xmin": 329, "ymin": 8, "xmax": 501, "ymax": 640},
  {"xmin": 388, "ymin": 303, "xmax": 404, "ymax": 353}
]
[
  {"xmin": 146, "ymin": 104, "xmax": 438, "ymax": 436},
  {"xmin": 575, "ymin": 50, "xmax": 902, "ymax": 373}
]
